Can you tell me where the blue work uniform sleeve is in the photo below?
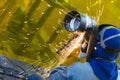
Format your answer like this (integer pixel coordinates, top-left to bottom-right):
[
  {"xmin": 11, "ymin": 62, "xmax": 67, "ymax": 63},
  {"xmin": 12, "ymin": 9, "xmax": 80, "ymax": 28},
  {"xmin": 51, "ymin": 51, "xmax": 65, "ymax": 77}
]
[
  {"xmin": 48, "ymin": 66, "xmax": 68, "ymax": 80},
  {"xmin": 48, "ymin": 62, "xmax": 99, "ymax": 80},
  {"xmin": 118, "ymin": 70, "xmax": 120, "ymax": 80}
]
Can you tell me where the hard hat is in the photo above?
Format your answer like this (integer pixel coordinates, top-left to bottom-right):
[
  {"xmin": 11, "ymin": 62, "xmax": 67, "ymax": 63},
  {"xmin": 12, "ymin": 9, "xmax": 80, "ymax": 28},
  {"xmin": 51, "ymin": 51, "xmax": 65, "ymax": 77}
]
[{"xmin": 98, "ymin": 25, "xmax": 120, "ymax": 54}]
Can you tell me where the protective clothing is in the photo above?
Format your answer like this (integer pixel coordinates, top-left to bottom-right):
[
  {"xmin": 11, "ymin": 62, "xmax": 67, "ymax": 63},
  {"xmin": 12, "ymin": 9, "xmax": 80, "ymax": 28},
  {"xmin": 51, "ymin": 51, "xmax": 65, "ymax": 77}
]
[
  {"xmin": 49, "ymin": 62, "xmax": 99, "ymax": 80},
  {"xmin": 49, "ymin": 63, "xmax": 120, "ymax": 80},
  {"xmin": 88, "ymin": 25, "xmax": 120, "ymax": 80},
  {"xmin": 49, "ymin": 25, "xmax": 120, "ymax": 80},
  {"xmin": 28, "ymin": 74, "xmax": 43, "ymax": 80}
]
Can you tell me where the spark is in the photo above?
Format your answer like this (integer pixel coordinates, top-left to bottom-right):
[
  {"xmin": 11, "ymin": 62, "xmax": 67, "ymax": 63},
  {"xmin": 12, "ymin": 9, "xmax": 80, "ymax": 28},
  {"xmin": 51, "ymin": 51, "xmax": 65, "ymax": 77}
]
[
  {"xmin": 58, "ymin": 32, "xmax": 85, "ymax": 64},
  {"xmin": 24, "ymin": 21, "xmax": 28, "ymax": 24},
  {"xmin": 66, "ymin": 33, "xmax": 85, "ymax": 53}
]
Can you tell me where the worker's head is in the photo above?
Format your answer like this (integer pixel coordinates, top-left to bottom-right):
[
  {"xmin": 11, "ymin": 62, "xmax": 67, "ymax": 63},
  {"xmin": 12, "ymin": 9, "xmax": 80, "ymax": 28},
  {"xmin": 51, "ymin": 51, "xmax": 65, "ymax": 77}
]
[{"xmin": 90, "ymin": 25, "xmax": 120, "ymax": 61}]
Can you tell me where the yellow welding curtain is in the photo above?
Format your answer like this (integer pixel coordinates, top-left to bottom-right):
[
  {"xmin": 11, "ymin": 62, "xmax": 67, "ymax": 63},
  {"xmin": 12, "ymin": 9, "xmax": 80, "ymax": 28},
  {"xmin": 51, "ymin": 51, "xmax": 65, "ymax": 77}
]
[{"xmin": 0, "ymin": 0, "xmax": 119, "ymax": 68}]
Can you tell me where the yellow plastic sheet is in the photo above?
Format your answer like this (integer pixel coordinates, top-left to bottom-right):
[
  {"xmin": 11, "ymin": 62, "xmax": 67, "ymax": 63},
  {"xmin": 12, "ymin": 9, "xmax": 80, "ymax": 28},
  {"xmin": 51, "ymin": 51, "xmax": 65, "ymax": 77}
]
[{"xmin": 0, "ymin": 0, "xmax": 119, "ymax": 68}]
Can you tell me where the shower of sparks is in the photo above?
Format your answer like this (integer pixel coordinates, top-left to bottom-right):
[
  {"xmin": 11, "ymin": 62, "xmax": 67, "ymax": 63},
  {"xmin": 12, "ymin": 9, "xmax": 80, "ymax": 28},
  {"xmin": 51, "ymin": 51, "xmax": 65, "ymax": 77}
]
[
  {"xmin": 95, "ymin": 0, "xmax": 104, "ymax": 24},
  {"xmin": 58, "ymin": 32, "xmax": 85, "ymax": 64},
  {"xmin": 67, "ymin": 33, "xmax": 84, "ymax": 53}
]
